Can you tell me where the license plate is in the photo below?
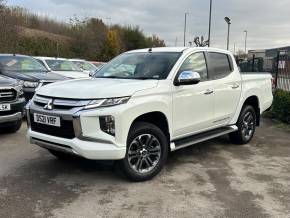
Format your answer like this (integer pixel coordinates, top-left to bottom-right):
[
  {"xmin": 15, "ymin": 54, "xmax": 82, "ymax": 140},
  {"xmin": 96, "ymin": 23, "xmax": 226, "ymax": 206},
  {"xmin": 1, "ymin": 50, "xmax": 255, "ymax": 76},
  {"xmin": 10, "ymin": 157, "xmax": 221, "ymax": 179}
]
[
  {"xmin": 0, "ymin": 104, "xmax": 10, "ymax": 111},
  {"xmin": 33, "ymin": 113, "xmax": 61, "ymax": 127}
]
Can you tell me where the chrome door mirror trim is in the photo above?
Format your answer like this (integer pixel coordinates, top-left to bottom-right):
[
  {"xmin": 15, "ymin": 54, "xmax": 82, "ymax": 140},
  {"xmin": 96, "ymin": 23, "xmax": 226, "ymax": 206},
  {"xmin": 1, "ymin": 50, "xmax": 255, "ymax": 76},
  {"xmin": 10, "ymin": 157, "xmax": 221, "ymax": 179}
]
[{"xmin": 174, "ymin": 71, "xmax": 201, "ymax": 86}]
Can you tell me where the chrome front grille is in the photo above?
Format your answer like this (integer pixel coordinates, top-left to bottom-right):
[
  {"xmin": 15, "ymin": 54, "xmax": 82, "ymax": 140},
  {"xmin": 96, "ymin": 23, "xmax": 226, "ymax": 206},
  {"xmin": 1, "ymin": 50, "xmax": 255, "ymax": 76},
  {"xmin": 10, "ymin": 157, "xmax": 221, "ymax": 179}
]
[
  {"xmin": 0, "ymin": 88, "xmax": 17, "ymax": 102},
  {"xmin": 33, "ymin": 95, "xmax": 90, "ymax": 110}
]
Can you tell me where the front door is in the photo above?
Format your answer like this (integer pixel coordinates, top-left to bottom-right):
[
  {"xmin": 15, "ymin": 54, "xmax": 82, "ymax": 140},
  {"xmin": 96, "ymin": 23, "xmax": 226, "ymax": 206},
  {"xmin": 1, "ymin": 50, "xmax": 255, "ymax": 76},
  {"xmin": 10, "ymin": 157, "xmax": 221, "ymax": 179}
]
[{"xmin": 172, "ymin": 52, "xmax": 215, "ymax": 138}]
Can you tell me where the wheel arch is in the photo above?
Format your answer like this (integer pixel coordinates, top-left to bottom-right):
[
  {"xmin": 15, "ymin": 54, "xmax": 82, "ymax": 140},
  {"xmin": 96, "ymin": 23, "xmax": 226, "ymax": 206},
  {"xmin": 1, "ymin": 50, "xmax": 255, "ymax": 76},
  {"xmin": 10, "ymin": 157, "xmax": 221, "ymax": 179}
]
[
  {"xmin": 242, "ymin": 95, "xmax": 260, "ymax": 126},
  {"xmin": 129, "ymin": 111, "xmax": 170, "ymax": 144}
]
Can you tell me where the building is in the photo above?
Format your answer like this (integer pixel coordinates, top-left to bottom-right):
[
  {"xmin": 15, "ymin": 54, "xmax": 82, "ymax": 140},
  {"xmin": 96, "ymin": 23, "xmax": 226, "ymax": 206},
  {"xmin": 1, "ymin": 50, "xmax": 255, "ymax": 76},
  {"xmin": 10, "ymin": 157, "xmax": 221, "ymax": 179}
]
[{"xmin": 249, "ymin": 46, "xmax": 290, "ymax": 59}]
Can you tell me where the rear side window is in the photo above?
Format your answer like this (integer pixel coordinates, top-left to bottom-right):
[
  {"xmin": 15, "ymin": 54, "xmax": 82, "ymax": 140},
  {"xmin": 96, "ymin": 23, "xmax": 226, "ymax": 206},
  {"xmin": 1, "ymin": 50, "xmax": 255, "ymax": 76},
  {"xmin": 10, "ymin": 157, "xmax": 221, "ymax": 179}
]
[{"xmin": 208, "ymin": 52, "xmax": 232, "ymax": 80}]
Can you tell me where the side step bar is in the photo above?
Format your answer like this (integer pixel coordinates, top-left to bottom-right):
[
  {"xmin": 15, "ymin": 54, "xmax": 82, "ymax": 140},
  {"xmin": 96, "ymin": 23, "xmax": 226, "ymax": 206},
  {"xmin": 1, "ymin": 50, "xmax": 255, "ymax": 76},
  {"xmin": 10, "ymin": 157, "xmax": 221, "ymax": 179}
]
[{"xmin": 171, "ymin": 125, "xmax": 238, "ymax": 151}]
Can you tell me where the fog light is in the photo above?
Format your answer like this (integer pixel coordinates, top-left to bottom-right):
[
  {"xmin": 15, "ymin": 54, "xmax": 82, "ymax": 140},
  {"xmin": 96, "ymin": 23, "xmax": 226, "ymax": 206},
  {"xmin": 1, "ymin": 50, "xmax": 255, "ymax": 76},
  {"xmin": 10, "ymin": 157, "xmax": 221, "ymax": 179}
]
[{"xmin": 100, "ymin": 116, "xmax": 115, "ymax": 136}]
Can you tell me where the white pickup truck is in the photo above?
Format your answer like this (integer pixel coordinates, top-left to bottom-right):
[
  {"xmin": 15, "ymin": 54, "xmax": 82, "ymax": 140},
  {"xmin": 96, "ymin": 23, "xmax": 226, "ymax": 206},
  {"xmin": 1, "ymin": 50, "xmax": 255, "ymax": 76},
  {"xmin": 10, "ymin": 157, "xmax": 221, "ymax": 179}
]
[{"xmin": 26, "ymin": 47, "xmax": 273, "ymax": 181}]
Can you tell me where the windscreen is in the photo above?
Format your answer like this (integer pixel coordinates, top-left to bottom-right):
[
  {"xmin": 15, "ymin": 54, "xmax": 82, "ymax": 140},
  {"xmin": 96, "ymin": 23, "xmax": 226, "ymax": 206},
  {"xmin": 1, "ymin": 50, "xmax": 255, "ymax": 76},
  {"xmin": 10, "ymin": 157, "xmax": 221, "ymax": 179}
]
[
  {"xmin": 73, "ymin": 61, "xmax": 97, "ymax": 71},
  {"xmin": 45, "ymin": 59, "xmax": 82, "ymax": 72},
  {"xmin": 0, "ymin": 56, "xmax": 48, "ymax": 72},
  {"xmin": 94, "ymin": 52, "xmax": 181, "ymax": 80}
]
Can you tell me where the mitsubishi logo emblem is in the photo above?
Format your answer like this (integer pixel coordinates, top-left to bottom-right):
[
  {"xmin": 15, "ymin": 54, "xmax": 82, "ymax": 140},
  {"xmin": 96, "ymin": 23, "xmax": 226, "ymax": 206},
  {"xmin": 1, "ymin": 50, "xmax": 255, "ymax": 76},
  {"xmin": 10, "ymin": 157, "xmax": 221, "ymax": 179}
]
[{"xmin": 44, "ymin": 99, "xmax": 53, "ymax": 110}]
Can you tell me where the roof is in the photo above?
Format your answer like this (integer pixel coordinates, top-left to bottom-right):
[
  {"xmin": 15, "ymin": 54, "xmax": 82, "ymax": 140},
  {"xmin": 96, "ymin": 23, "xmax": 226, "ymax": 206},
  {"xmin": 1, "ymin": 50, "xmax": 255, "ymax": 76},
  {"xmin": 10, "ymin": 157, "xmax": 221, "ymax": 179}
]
[
  {"xmin": 0, "ymin": 54, "xmax": 31, "ymax": 57},
  {"xmin": 126, "ymin": 47, "xmax": 232, "ymax": 55},
  {"xmin": 34, "ymin": 56, "xmax": 69, "ymax": 61},
  {"xmin": 69, "ymin": 59, "xmax": 86, "ymax": 61}
]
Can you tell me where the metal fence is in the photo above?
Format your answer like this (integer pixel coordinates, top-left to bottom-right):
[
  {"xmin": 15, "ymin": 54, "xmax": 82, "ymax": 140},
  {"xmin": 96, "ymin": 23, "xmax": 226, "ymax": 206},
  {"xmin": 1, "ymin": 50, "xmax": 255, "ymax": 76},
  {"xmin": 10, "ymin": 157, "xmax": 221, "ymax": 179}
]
[
  {"xmin": 275, "ymin": 52, "xmax": 290, "ymax": 91},
  {"xmin": 238, "ymin": 51, "xmax": 290, "ymax": 92}
]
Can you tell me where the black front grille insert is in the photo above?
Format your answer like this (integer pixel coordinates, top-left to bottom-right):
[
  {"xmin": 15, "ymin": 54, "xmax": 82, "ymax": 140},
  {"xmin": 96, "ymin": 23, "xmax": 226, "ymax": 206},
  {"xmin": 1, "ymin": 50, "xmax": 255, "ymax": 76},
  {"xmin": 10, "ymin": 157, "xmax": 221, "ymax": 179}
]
[
  {"xmin": 0, "ymin": 88, "xmax": 17, "ymax": 102},
  {"xmin": 30, "ymin": 114, "xmax": 75, "ymax": 139}
]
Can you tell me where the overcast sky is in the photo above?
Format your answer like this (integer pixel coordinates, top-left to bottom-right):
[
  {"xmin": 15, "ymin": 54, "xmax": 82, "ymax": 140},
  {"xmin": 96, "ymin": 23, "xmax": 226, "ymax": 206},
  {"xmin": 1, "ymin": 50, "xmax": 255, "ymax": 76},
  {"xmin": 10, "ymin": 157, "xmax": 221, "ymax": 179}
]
[{"xmin": 7, "ymin": 0, "xmax": 290, "ymax": 52}]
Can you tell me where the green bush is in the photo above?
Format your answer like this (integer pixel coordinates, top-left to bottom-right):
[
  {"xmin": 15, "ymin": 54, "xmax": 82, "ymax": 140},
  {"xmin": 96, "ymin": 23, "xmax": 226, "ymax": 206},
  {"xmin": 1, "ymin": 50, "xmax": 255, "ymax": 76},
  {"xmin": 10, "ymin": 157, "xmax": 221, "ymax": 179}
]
[{"xmin": 272, "ymin": 89, "xmax": 290, "ymax": 123}]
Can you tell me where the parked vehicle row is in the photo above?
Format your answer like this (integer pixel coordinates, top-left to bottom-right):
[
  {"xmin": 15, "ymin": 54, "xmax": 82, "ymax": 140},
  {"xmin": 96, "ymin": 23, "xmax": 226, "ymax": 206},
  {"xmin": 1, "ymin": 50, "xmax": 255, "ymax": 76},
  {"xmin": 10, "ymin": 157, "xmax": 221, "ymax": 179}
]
[
  {"xmin": 26, "ymin": 47, "xmax": 273, "ymax": 181},
  {"xmin": 69, "ymin": 59, "xmax": 103, "ymax": 76},
  {"xmin": 36, "ymin": 57, "xmax": 89, "ymax": 79},
  {"xmin": 0, "ymin": 54, "xmax": 66, "ymax": 103},
  {"xmin": 0, "ymin": 54, "xmax": 105, "ymax": 133}
]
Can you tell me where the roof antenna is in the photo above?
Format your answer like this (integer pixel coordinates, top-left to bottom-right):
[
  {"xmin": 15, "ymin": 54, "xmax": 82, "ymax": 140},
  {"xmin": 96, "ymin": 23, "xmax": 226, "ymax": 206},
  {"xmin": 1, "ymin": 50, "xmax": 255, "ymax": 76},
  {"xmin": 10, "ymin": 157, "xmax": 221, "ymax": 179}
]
[{"xmin": 148, "ymin": 48, "xmax": 153, "ymax": 53}]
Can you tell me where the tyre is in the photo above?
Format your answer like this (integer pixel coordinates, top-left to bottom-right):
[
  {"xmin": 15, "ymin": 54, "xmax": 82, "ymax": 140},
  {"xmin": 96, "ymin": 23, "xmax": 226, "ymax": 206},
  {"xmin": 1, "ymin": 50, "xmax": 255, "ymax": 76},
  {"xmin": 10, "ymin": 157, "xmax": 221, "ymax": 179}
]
[
  {"xmin": 48, "ymin": 149, "xmax": 74, "ymax": 160},
  {"xmin": 118, "ymin": 122, "xmax": 169, "ymax": 182},
  {"xmin": 229, "ymin": 105, "xmax": 256, "ymax": 144},
  {"xmin": 10, "ymin": 120, "xmax": 22, "ymax": 133}
]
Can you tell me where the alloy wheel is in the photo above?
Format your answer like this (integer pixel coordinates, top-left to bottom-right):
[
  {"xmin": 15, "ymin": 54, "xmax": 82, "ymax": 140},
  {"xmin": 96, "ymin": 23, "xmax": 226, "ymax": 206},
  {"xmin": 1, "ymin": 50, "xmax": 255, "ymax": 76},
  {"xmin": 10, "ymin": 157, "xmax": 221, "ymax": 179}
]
[
  {"xmin": 241, "ymin": 111, "xmax": 255, "ymax": 141},
  {"xmin": 127, "ymin": 134, "xmax": 161, "ymax": 174}
]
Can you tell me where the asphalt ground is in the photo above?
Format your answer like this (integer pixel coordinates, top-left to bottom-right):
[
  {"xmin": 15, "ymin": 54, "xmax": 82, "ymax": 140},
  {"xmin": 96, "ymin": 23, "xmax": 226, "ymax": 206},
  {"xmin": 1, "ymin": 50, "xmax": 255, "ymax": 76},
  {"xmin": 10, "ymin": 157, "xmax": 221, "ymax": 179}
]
[{"xmin": 0, "ymin": 119, "xmax": 289, "ymax": 218}]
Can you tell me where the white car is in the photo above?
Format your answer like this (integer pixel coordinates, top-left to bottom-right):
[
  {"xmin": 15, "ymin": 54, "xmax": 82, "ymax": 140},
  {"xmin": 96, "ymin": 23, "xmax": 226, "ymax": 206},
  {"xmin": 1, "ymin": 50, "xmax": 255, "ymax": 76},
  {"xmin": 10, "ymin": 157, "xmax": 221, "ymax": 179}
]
[
  {"xmin": 27, "ymin": 47, "xmax": 273, "ymax": 181},
  {"xmin": 69, "ymin": 59, "xmax": 98, "ymax": 76},
  {"xmin": 34, "ymin": 57, "xmax": 89, "ymax": 79}
]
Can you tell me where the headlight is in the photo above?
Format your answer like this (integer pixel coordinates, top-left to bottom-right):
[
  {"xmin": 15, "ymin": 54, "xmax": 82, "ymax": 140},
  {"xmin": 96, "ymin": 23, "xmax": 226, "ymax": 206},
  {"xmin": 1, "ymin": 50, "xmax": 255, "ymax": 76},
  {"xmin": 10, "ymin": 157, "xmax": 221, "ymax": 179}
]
[
  {"xmin": 13, "ymin": 83, "xmax": 24, "ymax": 97},
  {"xmin": 84, "ymin": 97, "xmax": 130, "ymax": 109},
  {"xmin": 23, "ymin": 81, "xmax": 39, "ymax": 88},
  {"xmin": 18, "ymin": 86, "xmax": 24, "ymax": 96}
]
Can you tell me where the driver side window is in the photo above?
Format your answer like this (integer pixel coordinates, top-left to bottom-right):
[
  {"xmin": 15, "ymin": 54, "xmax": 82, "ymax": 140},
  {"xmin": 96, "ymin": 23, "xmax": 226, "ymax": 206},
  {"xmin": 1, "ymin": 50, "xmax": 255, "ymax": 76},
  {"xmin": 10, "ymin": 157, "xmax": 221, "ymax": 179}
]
[{"xmin": 179, "ymin": 52, "xmax": 208, "ymax": 81}]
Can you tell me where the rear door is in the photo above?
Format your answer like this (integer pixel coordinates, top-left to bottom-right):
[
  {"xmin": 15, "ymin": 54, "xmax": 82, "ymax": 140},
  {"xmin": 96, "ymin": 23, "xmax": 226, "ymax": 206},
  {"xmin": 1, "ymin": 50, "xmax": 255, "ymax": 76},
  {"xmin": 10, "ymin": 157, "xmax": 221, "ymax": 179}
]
[{"xmin": 206, "ymin": 52, "xmax": 242, "ymax": 125}]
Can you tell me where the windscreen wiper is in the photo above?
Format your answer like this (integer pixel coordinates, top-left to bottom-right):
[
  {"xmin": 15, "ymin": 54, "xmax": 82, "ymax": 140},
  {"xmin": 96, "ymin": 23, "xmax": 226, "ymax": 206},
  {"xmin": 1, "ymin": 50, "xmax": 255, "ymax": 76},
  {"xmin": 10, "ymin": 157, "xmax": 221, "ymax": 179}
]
[
  {"xmin": 95, "ymin": 76, "xmax": 127, "ymax": 79},
  {"xmin": 133, "ymin": 77, "xmax": 158, "ymax": 80}
]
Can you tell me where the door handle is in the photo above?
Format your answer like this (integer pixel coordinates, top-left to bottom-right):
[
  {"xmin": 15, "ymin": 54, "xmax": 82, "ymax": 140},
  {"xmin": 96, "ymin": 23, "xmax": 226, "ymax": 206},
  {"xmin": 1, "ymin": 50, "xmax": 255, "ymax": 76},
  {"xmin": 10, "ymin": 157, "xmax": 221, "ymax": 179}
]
[
  {"xmin": 204, "ymin": 89, "xmax": 214, "ymax": 95},
  {"xmin": 231, "ymin": 83, "xmax": 240, "ymax": 89}
]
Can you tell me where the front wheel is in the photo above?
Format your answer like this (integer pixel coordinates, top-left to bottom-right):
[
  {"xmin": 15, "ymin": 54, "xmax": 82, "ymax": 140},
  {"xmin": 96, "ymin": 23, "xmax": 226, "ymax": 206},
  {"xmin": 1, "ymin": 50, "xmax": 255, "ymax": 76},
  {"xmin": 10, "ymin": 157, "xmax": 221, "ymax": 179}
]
[
  {"xmin": 229, "ymin": 105, "xmax": 256, "ymax": 144},
  {"xmin": 118, "ymin": 122, "xmax": 168, "ymax": 182},
  {"xmin": 1, "ymin": 119, "xmax": 22, "ymax": 133}
]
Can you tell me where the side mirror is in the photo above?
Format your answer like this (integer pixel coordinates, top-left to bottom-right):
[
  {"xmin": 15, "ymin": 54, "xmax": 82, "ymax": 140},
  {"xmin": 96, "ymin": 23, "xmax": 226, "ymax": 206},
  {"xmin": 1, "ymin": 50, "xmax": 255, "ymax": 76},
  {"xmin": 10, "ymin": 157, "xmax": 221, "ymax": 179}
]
[
  {"xmin": 89, "ymin": 70, "xmax": 97, "ymax": 77},
  {"xmin": 174, "ymin": 71, "xmax": 201, "ymax": 86}
]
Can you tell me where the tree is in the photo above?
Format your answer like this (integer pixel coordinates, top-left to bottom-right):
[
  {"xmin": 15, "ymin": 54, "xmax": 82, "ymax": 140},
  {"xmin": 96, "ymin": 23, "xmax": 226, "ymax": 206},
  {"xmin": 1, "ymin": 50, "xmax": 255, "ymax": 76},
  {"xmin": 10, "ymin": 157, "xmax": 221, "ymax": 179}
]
[
  {"xmin": 0, "ymin": 1, "xmax": 19, "ymax": 53},
  {"xmin": 70, "ymin": 17, "xmax": 108, "ymax": 60},
  {"xmin": 0, "ymin": 3, "xmax": 166, "ymax": 61},
  {"xmin": 101, "ymin": 30, "xmax": 121, "ymax": 61},
  {"xmin": 146, "ymin": 35, "xmax": 165, "ymax": 47},
  {"xmin": 122, "ymin": 26, "xmax": 147, "ymax": 50}
]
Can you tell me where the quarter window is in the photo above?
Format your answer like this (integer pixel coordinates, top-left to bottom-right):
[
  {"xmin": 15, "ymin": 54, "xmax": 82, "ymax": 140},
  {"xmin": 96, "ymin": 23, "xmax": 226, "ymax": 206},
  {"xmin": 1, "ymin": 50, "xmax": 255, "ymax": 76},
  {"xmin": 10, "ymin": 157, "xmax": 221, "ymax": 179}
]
[
  {"xmin": 208, "ymin": 52, "xmax": 232, "ymax": 79},
  {"xmin": 178, "ymin": 52, "xmax": 208, "ymax": 80}
]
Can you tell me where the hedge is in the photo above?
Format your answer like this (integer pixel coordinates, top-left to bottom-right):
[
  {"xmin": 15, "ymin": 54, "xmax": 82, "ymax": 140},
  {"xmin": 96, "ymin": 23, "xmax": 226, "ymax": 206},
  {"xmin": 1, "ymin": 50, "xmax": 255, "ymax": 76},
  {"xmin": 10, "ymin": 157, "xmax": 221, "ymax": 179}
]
[{"xmin": 271, "ymin": 89, "xmax": 290, "ymax": 124}]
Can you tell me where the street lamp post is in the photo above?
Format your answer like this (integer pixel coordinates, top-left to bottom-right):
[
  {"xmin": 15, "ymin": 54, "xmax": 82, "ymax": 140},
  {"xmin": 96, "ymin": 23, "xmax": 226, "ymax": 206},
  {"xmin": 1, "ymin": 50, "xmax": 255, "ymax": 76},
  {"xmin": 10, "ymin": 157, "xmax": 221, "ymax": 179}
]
[
  {"xmin": 224, "ymin": 17, "xmax": 231, "ymax": 50},
  {"xmin": 183, "ymin": 12, "xmax": 189, "ymax": 47},
  {"xmin": 244, "ymin": 30, "xmax": 248, "ymax": 54},
  {"xmin": 208, "ymin": 0, "xmax": 213, "ymax": 47}
]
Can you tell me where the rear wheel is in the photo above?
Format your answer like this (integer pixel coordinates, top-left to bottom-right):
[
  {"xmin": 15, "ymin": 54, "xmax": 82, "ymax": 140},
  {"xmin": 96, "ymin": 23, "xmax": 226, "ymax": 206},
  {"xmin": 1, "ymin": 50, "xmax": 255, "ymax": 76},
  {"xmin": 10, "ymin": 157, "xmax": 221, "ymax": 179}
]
[
  {"xmin": 118, "ymin": 122, "xmax": 168, "ymax": 182},
  {"xmin": 229, "ymin": 105, "xmax": 256, "ymax": 144}
]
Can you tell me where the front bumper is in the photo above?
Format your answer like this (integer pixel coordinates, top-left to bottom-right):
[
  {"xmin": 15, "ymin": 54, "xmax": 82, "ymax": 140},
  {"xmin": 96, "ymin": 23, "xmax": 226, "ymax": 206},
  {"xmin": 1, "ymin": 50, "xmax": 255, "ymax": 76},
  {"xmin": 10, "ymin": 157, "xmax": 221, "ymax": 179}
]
[
  {"xmin": 0, "ymin": 112, "xmax": 22, "ymax": 124},
  {"xmin": 27, "ymin": 128, "xmax": 126, "ymax": 160},
  {"xmin": 26, "ymin": 97, "xmax": 127, "ymax": 160},
  {"xmin": 0, "ymin": 98, "xmax": 25, "ymax": 124}
]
